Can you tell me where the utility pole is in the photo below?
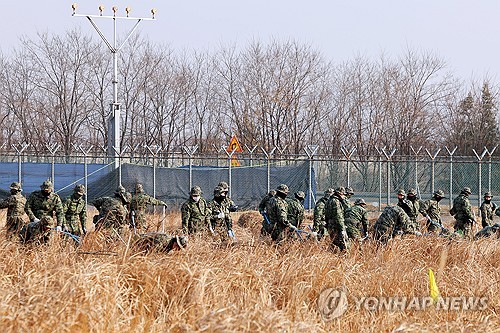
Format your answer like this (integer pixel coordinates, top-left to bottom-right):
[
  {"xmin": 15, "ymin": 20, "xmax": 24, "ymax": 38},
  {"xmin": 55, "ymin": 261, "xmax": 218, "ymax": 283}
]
[{"xmin": 72, "ymin": 3, "xmax": 156, "ymax": 168}]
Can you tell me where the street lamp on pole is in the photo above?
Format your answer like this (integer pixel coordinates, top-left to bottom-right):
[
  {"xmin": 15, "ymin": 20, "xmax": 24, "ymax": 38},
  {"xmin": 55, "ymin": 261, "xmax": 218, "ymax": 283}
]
[{"xmin": 72, "ymin": 4, "xmax": 155, "ymax": 169}]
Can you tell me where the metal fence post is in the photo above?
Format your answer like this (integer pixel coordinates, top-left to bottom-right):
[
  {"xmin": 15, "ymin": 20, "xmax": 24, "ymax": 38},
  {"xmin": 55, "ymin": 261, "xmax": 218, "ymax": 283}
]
[
  {"xmin": 224, "ymin": 147, "xmax": 237, "ymax": 199},
  {"xmin": 145, "ymin": 145, "xmax": 162, "ymax": 199},
  {"xmin": 305, "ymin": 145, "xmax": 319, "ymax": 212},
  {"xmin": 261, "ymin": 147, "xmax": 276, "ymax": 193},
  {"xmin": 340, "ymin": 146, "xmax": 356, "ymax": 188},
  {"xmin": 183, "ymin": 145, "xmax": 198, "ymax": 191},
  {"xmin": 485, "ymin": 146, "xmax": 497, "ymax": 192},
  {"xmin": 375, "ymin": 147, "xmax": 384, "ymax": 211},
  {"xmin": 244, "ymin": 144, "xmax": 258, "ymax": 167},
  {"xmin": 425, "ymin": 148, "xmax": 441, "ymax": 195},
  {"xmin": 445, "ymin": 146, "xmax": 457, "ymax": 208},
  {"xmin": 12, "ymin": 143, "xmax": 29, "ymax": 184},
  {"xmin": 473, "ymin": 148, "xmax": 488, "ymax": 209},
  {"xmin": 77, "ymin": 145, "xmax": 92, "ymax": 210},
  {"xmin": 410, "ymin": 146, "xmax": 422, "ymax": 193},
  {"xmin": 46, "ymin": 143, "xmax": 60, "ymax": 187},
  {"xmin": 381, "ymin": 147, "xmax": 396, "ymax": 206}
]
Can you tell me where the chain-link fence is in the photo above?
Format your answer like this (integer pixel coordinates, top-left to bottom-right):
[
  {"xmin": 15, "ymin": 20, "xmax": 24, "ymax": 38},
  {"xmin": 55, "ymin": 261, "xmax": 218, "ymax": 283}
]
[{"xmin": 1, "ymin": 146, "xmax": 499, "ymax": 211}]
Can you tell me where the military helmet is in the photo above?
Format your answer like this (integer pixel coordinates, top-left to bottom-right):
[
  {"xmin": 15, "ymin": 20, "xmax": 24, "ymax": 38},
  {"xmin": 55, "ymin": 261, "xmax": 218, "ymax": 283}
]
[
  {"xmin": 433, "ymin": 190, "xmax": 445, "ymax": 198},
  {"xmin": 324, "ymin": 188, "xmax": 335, "ymax": 196},
  {"xmin": 9, "ymin": 182, "xmax": 22, "ymax": 191},
  {"xmin": 40, "ymin": 179, "xmax": 53, "ymax": 190},
  {"xmin": 190, "ymin": 186, "xmax": 202, "ymax": 196},
  {"xmin": 345, "ymin": 187, "xmax": 354, "ymax": 195},
  {"xmin": 135, "ymin": 183, "xmax": 144, "ymax": 193},
  {"xmin": 213, "ymin": 186, "xmax": 224, "ymax": 196},
  {"xmin": 461, "ymin": 187, "xmax": 472, "ymax": 195},
  {"xmin": 484, "ymin": 192, "xmax": 493, "ymax": 198},
  {"xmin": 295, "ymin": 191, "xmax": 306, "ymax": 200},
  {"xmin": 276, "ymin": 184, "xmax": 289, "ymax": 195},
  {"xmin": 397, "ymin": 189, "xmax": 406, "ymax": 196},
  {"xmin": 407, "ymin": 188, "xmax": 417, "ymax": 196},
  {"xmin": 354, "ymin": 198, "xmax": 367, "ymax": 206},
  {"xmin": 218, "ymin": 181, "xmax": 229, "ymax": 191},
  {"xmin": 334, "ymin": 187, "xmax": 346, "ymax": 195},
  {"xmin": 74, "ymin": 184, "xmax": 85, "ymax": 195},
  {"xmin": 115, "ymin": 185, "xmax": 126, "ymax": 194}
]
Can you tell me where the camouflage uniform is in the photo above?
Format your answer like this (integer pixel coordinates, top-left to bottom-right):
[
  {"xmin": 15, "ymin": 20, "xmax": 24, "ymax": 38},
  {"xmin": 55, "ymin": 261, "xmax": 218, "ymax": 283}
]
[
  {"xmin": 342, "ymin": 187, "xmax": 355, "ymax": 211},
  {"xmin": 373, "ymin": 205, "xmax": 416, "ymax": 244},
  {"xmin": 287, "ymin": 191, "xmax": 305, "ymax": 229},
  {"xmin": 92, "ymin": 186, "xmax": 129, "ymax": 233},
  {"xmin": 479, "ymin": 192, "xmax": 496, "ymax": 228},
  {"xmin": 259, "ymin": 190, "xmax": 276, "ymax": 236},
  {"xmin": 474, "ymin": 223, "xmax": 500, "ymax": 240},
  {"xmin": 419, "ymin": 190, "xmax": 445, "ymax": 233},
  {"xmin": 133, "ymin": 233, "xmax": 188, "ymax": 253},
  {"xmin": 19, "ymin": 216, "xmax": 55, "ymax": 244},
  {"xmin": 325, "ymin": 187, "xmax": 348, "ymax": 251},
  {"xmin": 313, "ymin": 188, "xmax": 333, "ymax": 239},
  {"xmin": 0, "ymin": 182, "xmax": 27, "ymax": 238},
  {"xmin": 25, "ymin": 180, "xmax": 65, "ymax": 228},
  {"xmin": 181, "ymin": 186, "xmax": 211, "ymax": 234},
  {"xmin": 450, "ymin": 187, "xmax": 475, "ymax": 239},
  {"xmin": 344, "ymin": 198, "xmax": 369, "ymax": 241},
  {"xmin": 267, "ymin": 184, "xmax": 290, "ymax": 243},
  {"xmin": 63, "ymin": 185, "xmax": 87, "ymax": 236},
  {"xmin": 397, "ymin": 188, "xmax": 421, "ymax": 232},
  {"xmin": 208, "ymin": 186, "xmax": 234, "ymax": 242},
  {"xmin": 218, "ymin": 181, "xmax": 238, "ymax": 213},
  {"xmin": 130, "ymin": 184, "xmax": 166, "ymax": 231}
]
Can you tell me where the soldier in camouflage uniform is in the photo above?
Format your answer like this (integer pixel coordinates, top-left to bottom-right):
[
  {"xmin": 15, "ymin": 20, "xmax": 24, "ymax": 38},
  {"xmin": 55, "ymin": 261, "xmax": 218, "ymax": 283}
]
[
  {"xmin": 63, "ymin": 184, "xmax": 87, "ymax": 237},
  {"xmin": 474, "ymin": 223, "xmax": 500, "ymax": 240},
  {"xmin": 259, "ymin": 190, "xmax": 276, "ymax": 236},
  {"xmin": 344, "ymin": 198, "xmax": 369, "ymax": 241},
  {"xmin": 92, "ymin": 186, "xmax": 129, "ymax": 234},
  {"xmin": 325, "ymin": 187, "xmax": 349, "ymax": 251},
  {"xmin": 343, "ymin": 187, "xmax": 355, "ymax": 210},
  {"xmin": 208, "ymin": 186, "xmax": 234, "ymax": 242},
  {"xmin": 130, "ymin": 183, "xmax": 167, "ymax": 232},
  {"xmin": 287, "ymin": 191, "xmax": 305, "ymax": 229},
  {"xmin": 218, "ymin": 181, "xmax": 238, "ymax": 212},
  {"xmin": 398, "ymin": 188, "xmax": 421, "ymax": 232},
  {"xmin": 0, "ymin": 182, "xmax": 27, "ymax": 238},
  {"xmin": 181, "ymin": 186, "xmax": 211, "ymax": 235},
  {"xmin": 313, "ymin": 188, "xmax": 334, "ymax": 240},
  {"xmin": 133, "ymin": 233, "xmax": 188, "ymax": 253},
  {"xmin": 450, "ymin": 187, "xmax": 475, "ymax": 239},
  {"xmin": 25, "ymin": 180, "xmax": 65, "ymax": 232},
  {"xmin": 419, "ymin": 190, "xmax": 445, "ymax": 233},
  {"xmin": 479, "ymin": 192, "xmax": 497, "ymax": 228},
  {"xmin": 267, "ymin": 184, "xmax": 291, "ymax": 243},
  {"xmin": 373, "ymin": 205, "xmax": 418, "ymax": 244},
  {"xmin": 19, "ymin": 216, "xmax": 55, "ymax": 244}
]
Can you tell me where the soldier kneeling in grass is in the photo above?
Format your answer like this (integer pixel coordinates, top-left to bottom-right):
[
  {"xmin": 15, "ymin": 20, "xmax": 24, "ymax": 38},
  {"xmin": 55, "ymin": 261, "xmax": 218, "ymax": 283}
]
[
  {"xmin": 19, "ymin": 216, "xmax": 55, "ymax": 245},
  {"xmin": 474, "ymin": 223, "xmax": 500, "ymax": 240},
  {"xmin": 133, "ymin": 233, "xmax": 188, "ymax": 253}
]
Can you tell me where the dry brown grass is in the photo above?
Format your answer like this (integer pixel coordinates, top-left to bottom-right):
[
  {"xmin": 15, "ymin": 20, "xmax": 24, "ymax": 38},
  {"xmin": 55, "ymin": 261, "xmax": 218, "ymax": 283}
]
[{"xmin": 0, "ymin": 210, "xmax": 498, "ymax": 332}]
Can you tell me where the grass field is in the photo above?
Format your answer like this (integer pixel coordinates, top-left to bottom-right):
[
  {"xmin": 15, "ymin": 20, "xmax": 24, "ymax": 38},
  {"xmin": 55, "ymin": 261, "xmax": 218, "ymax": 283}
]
[{"xmin": 0, "ymin": 209, "xmax": 498, "ymax": 332}]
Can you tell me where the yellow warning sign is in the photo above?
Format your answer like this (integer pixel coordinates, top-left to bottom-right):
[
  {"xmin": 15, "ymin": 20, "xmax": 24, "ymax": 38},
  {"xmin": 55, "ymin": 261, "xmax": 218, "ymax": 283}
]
[
  {"xmin": 227, "ymin": 135, "xmax": 243, "ymax": 153},
  {"xmin": 230, "ymin": 156, "xmax": 241, "ymax": 167}
]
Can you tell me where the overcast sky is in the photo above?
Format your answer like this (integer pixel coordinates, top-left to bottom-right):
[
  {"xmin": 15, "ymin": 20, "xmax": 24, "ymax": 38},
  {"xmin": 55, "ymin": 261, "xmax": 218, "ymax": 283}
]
[{"xmin": 1, "ymin": 1, "xmax": 500, "ymax": 81}]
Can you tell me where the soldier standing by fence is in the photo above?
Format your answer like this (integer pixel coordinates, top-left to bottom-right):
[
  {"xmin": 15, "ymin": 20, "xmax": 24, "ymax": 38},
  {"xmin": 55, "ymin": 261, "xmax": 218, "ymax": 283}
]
[
  {"xmin": 0, "ymin": 182, "xmax": 27, "ymax": 238},
  {"xmin": 479, "ymin": 192, "xmax": 497, "ymax": 228},
  {"xmin": 130, "ymin": 183, "xmax": 167, "ymax": 232},
  {"xmin": 25, "ymin": 180, "xmax": 65, "ymax": 233},
  {"xmin": 325, "ymin": 187, "xmax": 348, "ymax": 251},
  {"xmin": 450, "ymin": 187, "xmax": 475, "ymax": 239},
  {"xmin": 181, "ymin": 186, "xmax": 211, "ymax": 235},
  {"xmin": 313, "ymin": 188, "xmax": 334, "ymax": 240},
  {"xmin": 63, "ymin": 185, "xmax": 87, "ymax": 238}
]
